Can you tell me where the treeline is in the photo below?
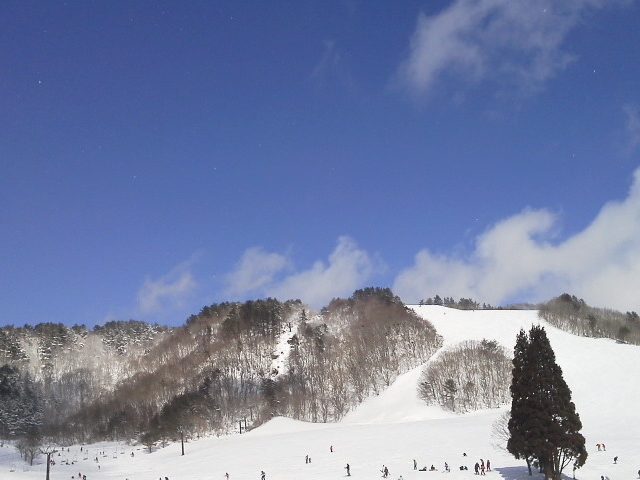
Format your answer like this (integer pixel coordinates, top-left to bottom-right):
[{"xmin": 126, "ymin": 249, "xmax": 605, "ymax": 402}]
[
  {"xmin": 0, "ymin": 288, "xmax": 442, "ymax": 452},
  {"xmin": 419, "ymin": 295, "xmax": 495, "ymax": 310},
  {"xmin": 63, "ymin": 298, "xmax": 296, "ymax": 444},
  {"xmin": 539, "ymin": 294, "xmax": 640, "ymax": 345}
]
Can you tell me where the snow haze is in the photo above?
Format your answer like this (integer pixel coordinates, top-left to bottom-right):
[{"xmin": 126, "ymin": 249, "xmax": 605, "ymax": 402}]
[{"xmin": 2, "ymin": 307, "xmax": 638, "ymax": 480}]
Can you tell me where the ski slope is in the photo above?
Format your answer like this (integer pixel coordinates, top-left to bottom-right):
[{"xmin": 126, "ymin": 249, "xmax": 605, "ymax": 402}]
[{"xmin": 2, "ymin": 306, "xmax": 638, "ymax": 480}]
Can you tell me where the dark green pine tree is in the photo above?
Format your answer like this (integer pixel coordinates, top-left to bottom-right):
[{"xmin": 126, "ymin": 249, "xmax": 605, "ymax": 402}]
[
  {"xmin": 507, "ymin": 329, "xmax": 536, "ymax": 475},
  {"xmin": 508, "ymin": 326, "xmax": 587, "ymax": 480},
  {"xmin": 529, "ymin": 326, "xmax": 587, "ymax": 479}
]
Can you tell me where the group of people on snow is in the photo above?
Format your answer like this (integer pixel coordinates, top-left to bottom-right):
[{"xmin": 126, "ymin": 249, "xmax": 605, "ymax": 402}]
[{"xmin": 474, "ymin": 459, "xmax": 490, "ymax": 475}]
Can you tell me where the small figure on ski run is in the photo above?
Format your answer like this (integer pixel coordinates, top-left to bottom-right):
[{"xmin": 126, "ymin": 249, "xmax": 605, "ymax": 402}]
[
  {"xmin": 597, "ymin": 444, "xmax": 602, "ymax": 451},
  {"xmin": 306, "ymin": 455, "xmax": 309, "ymax": 464},
  {"xmin": 330, "ymin": 445, "xmax": 334, "ymax": 453},
  {"xmin": 345, "ymin": 464, "xmax": 351, "ymax": 476},
  {"xmin": 614, "ymin": 456, "xmax": 618, "ymax": 464},
  {"xmin": 226, "ymin": 473, "xmax": 230, "ymax": 480},
  {"xmin": 486, "ymin": 460, "xmax": 491, "ymax": 472},
  {"xmin": 381, "ymin": 465, "xmax": 389, "ymax": 478},
  {"xmin": 414, "ymin": 459, "xmax": 418, "ymax": 470},
  {"xmin": 444, "ymin": 462, "xmax": 450, "ymax": 472},
  {"xmin": 261, "ymin": 471, "xmax": 265, "ymax": 480},
  {"xmin": 474, "ymin": 462, "xmax": 480, "ymax": 475}
]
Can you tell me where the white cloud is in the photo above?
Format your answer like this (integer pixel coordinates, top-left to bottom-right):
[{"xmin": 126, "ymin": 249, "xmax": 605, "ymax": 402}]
[
  {"xmin": 266, "ymin": 236, "xmax": 380, "ymax": 308},
  {"xmin": 394, "ymin": 166, "xmax": 640, "ymax": 312},
  {"xmin": 622, "ymin": 104, "xmax": 640, "ymax": 155},
  {"xmin": 223, "ymin": 247, "xmax": 292, "ymax": 296},
  {"xmin": 223, "ymin": 236, "xmax": 380, "ymax": 309},
  {"xmin": 395, "ymin": 0, "xmax": 624, "ymax": 98},
  {"xmin": 137, "ymin": 261, "xmax": 197, "ymax": 315}
]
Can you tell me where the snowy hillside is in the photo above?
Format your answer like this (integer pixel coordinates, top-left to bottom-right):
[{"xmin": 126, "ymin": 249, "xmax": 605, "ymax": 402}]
[{"xmin": 2, "ymin": 306, "xmax": 638, "ymax": 480}]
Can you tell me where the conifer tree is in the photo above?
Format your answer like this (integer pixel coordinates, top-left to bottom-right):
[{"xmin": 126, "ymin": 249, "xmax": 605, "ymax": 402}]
[
  {"xmin": 507, "ymin": 329, "xmax": 536, "ymax": 475},
  {"xmin": 507, "ymin": 326, "xmax": 587, "ymax": 480}
]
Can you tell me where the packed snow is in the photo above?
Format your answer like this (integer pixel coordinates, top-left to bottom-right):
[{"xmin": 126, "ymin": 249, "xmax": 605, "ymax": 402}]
[{"xmin": 2, "ymin": 306, "xmax": 638, "ymax": 480}]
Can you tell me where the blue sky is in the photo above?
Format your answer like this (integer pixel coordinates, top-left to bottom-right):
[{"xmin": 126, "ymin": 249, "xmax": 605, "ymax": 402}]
[{"xmin": 2, "ymin": 1, "xmax": 640, "ymax": 327}]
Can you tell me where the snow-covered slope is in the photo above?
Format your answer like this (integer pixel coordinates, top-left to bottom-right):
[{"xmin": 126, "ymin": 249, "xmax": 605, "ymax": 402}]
[{"xmin": 2, "ymin": 306, "xmax": 638, "ymax": 480}]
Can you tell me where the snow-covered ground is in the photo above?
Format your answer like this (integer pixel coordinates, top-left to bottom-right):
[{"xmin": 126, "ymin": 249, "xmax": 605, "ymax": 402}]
[{"xmin": 2, "ymin": 306, "xmax": 638, "ymax": 480}]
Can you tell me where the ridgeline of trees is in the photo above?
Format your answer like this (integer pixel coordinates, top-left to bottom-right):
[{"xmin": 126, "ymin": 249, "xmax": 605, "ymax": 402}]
[
  {"xmin": 539, "ymin": 294, "xmax": 640, "ymax": 345},
  {"xmin": 419, "ymin": 295, "xmax": 495, "ymax": 310}
]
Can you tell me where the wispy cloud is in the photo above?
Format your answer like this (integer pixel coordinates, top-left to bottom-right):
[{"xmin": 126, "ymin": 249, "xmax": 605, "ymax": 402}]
[
  {"xmin": 622, "ymin": 104, "xmax": 640, "ymax": 156},
  {"xmin": 395, "ymin": 0, "xmax": 626, "ymax": 99},
  {"xmin": 223, "ymin": 236, "xmax": 381, "ymax": 309},
  {"xmin": 393, "ymin": 166, "xmax": 640, "ymax": 312},
  {"xmin": 137, "ymin": 261, "xmax": 197, "ymax": 315},
  {"xmin": 309, "ymin": 39, "xmax": 357, "ymax": 93},
  {"xmin": 223, "ymin": 247, "xmax": 292, "ymax": 297},
  {"xmin": 266, "ymin": 236, "xmax": 381, "ymax": 308}
]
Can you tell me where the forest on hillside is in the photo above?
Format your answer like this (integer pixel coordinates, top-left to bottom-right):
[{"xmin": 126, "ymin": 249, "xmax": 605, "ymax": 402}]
[
  {"xmin": 539, "ymin": 293, "xmax": 640, "ymax": 344},
  {"xmin": 0, "ymin": 288, "xmax": 442, "ymax": 453},
  {"xmin": 1, "ymin": 289, "xmax": 636, "ymax": 463}
]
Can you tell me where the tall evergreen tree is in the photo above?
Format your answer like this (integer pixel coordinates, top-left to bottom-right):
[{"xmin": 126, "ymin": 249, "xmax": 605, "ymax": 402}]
[
  {"xmin": 507, "ymin": 329, "xmax": 536, "ymax": 474},
  {"xmin": 507, "ymin": 326, "xmax": 587, "ymax": 480}
]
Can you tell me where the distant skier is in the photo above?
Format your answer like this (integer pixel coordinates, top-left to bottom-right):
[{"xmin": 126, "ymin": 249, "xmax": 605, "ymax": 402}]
[
  {"xmin": 345, "ymin": 464, "xmax": 351, "ymax": 476},
  {"xmin": 486, "ymin": 460, "xmax": 491, "ymax": 472},
  {"xmin": 474, "ymin": 462, "xmax": 480, "ymax": 475},
  {"xmin": 261, "ymin": 471, "xmax": 265, "ymax": 480},
  {"xmin": 614, "ymin": 456, "xmax": 618, "ymax": 464},
  {"xmin": 414, "ymin": 459, "xmax": 418, "ymax": 470}
]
